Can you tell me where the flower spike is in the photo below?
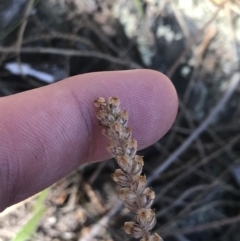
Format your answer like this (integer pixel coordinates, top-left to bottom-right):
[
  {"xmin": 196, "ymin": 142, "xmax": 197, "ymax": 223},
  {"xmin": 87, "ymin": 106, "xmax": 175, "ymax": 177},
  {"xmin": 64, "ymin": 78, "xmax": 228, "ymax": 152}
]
[{"xmin": 94, "ymin": 96, "xmax": 162, "ymax": 241}]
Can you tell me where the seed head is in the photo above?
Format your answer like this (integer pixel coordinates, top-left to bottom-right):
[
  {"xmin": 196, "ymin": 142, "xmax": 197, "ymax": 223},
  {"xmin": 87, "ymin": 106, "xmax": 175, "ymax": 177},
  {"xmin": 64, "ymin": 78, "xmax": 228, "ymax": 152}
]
[{"xmin": 94, "ymin": 96, "xmax": 162, "ymax": 241}]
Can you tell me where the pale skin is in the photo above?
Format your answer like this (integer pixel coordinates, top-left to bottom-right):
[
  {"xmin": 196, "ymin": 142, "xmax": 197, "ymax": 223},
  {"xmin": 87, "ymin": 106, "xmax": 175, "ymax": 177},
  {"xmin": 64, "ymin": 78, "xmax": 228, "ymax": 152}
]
[{"xmin": 0, "ymin": 69, "xmax": 178, "ymax": 212}]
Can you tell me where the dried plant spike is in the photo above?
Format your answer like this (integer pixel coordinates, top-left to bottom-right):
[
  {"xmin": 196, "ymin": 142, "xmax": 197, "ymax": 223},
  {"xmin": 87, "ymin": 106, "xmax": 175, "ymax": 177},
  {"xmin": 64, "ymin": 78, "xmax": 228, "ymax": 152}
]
[{"xmin": 94, "ymin": 96, "xmax": 162, "ymax": 241}]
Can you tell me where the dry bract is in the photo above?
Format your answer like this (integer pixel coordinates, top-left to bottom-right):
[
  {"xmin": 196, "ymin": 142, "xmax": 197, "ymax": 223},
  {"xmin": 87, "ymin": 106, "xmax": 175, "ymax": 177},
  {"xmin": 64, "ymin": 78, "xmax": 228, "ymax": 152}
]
[{"xmin": 94, "ymin": 96, "xmax": 162, "ymax": 241}]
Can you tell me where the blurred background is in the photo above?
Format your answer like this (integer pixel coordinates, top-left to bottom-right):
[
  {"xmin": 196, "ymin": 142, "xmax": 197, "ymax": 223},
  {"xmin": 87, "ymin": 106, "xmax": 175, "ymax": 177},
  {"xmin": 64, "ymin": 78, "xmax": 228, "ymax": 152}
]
[{"xmin": 0, "ymin": 0, "xmax": 240, "ymax": 240}]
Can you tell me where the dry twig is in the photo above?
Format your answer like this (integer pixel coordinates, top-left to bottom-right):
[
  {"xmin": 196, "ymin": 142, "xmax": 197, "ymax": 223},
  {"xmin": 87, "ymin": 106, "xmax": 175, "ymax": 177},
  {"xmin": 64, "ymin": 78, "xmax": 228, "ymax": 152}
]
[
  {"xmin": 148, "ymin": 73, "xmax": 240, "ymax": 184},
  {"xmin": 162, "ymin": 214, "xmax": 240, "ymax": 237},
  {"xmin": 15, "ymin": 0, "xmax": 35, "ymax": 54},
  {"xmin": 0, "ymin": 47, "xmax": 141, "ymax": 69}
]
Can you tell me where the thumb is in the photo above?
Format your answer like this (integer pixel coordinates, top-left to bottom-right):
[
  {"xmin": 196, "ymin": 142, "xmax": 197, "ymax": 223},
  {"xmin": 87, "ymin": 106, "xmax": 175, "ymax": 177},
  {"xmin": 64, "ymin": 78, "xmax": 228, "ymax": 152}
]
[{"xmin": 0, "ymin": 69, "xmax": 178, "ymax": 211}]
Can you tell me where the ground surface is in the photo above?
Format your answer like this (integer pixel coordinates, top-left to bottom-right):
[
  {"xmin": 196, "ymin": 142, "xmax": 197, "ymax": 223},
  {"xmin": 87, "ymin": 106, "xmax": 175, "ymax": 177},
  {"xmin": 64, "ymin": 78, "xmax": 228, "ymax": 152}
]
[{"xmin": 0, "ymin": 0, "xmax": 240, "ymax": 241}]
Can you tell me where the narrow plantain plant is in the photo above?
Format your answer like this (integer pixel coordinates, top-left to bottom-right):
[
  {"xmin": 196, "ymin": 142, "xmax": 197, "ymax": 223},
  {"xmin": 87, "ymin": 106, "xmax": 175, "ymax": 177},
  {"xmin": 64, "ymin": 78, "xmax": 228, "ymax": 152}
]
[{"xmin": 94, "ymin": 96, "xmax": 162, "ymax": 241}]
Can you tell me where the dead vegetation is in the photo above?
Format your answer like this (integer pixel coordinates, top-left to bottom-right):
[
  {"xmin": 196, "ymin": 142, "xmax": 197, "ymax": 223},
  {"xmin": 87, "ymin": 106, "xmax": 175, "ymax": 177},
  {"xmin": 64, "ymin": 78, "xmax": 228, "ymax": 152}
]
[{"xmin": 0, "ymin": 0, "xmax": 240, "ymax": 241}]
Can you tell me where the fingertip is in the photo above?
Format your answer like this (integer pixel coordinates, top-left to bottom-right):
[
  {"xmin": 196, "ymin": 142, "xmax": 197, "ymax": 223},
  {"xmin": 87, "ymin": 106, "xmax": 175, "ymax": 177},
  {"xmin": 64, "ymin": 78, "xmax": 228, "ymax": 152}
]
[
  {"xmin": 0, "ymin": 69, "xmax": 178, "ymax": 209},
  {"xmin": 84, "ymin": 69, "xmax": 178, "ymax": 159},
  {"xmin": 136, "ymin": 69, "xmax": 178, "ymax": 146}
]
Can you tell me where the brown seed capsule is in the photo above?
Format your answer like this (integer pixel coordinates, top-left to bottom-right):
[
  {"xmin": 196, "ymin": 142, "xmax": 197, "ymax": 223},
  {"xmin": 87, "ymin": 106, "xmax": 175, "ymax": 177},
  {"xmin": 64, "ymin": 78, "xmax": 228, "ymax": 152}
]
[
  {"xmin": 131, "ymin": 155, "xmax": 144, "ymax": 175},
  {"xmin": 126, "ymin": 138, "xmax": 137, "ymax": 157},
  {"xmin": 122, "ymin": 127, "xmax": 132, "ymax": 140},
  {"xmin": 112, "ymin": 169, "xmax": 130, "ymax": 187},
  {"xmin": 119, "ymin": 188, "xmax": 136, "ymax": 200},
  {"xmin": 147, "ymin": 216, "xmax": 157, "ymax": 231},
  {"xmin": 114, "ymin": 121, "xmax": 122, "ymax": 132},
  {"xmin": 97, "ymin": 110, "xmax": 115, "ymax": 126},
  {"xmin": 127, "ymin": 138, "xmax": 137, "ymax": 149},
  {"xmin": 143, "ymin": 188, "xmax": 155, "ymax": 199},
  {"xmin": 117, "ymin": 110, "xmax": 129, "ymax": 126},
  {"xmin": 132, "ymin": 175, "xmax": 147, "ymax": 193},
  {"xmin": 124, "ymin": 198, "xmax": 139, "ymax": 212},
  {"xmin": 108, "ymin": 96, "xmax": 120, "ymax": 107},
  {"xmin": 141, "ymin": 187, "xmax": 155, "ymax": 208},
  {"xmin": 107, "ymin": 142, "xmax": 123, "ymax": 156},
  {"xmin": 117, "ymin": 155, "xmax": 132, "ymax": 173},
  {"xmin": 94, "ymin": 97, "xmax": 106, "ymax": 108},
  {"xmin": 96, "ymin": 109, "xmax": 108, "ymax": 120},
  {"xmin": 123, "ymin": 222, "xmax": 144, "ymax": 239},
  {"xmin": 137, "ymin": 209, "xmax": 156, "ymax": 230}
]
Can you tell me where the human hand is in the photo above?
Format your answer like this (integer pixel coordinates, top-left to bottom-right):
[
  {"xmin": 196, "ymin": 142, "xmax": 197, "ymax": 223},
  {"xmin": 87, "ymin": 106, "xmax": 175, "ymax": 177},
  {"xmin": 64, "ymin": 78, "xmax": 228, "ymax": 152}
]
[{"xmin": 0, "ymin": 69, "xmax": 178, "ymax": 211}]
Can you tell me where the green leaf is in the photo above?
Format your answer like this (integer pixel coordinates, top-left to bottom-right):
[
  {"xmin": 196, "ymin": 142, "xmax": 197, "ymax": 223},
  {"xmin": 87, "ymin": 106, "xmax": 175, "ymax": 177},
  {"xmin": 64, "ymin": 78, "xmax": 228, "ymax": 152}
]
[
  {"xmin": 11, "ymin": 189, "xmax": 49, "ymax": 241},
  {"xmin": 33, "ymin": 189, "xmax": 48, "ymax": 213}
]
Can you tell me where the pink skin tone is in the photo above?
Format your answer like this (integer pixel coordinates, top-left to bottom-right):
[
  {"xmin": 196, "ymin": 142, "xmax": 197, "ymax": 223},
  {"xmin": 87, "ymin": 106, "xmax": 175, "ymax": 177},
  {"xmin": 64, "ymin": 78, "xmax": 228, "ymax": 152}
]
[{"xmin": 0, "ymin": 69, "xmax": 178, "ymax": 211}]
